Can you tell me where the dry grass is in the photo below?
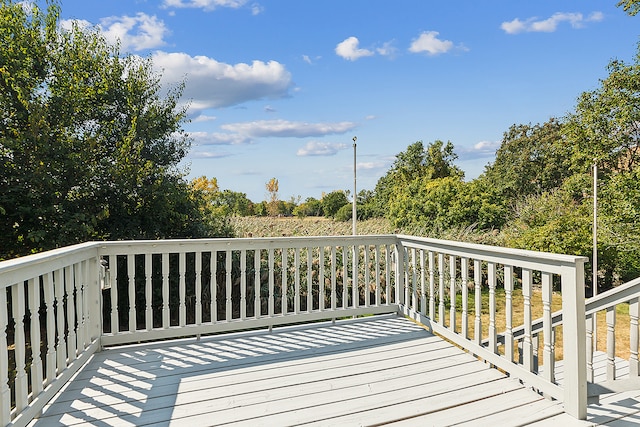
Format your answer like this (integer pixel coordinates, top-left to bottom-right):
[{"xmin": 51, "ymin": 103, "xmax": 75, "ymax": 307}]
[
  {"xmin": 452, "ymin": 289, "xmax": 632, "ymax": 364},
  {"xmin": 231, "ymin": 216, "xmax": 394, "ymax": 238}
]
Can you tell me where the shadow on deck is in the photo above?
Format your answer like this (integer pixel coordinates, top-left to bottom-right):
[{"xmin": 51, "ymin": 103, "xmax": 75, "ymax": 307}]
[{"xmin": 29, "ymin": 315, "xmax": 582, "ymax": 427}]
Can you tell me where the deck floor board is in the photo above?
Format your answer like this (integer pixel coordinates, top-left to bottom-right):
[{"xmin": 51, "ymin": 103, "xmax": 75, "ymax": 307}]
[{"xmin": 29, "ymin": 315, "xmax": 624, "ymax": 426}]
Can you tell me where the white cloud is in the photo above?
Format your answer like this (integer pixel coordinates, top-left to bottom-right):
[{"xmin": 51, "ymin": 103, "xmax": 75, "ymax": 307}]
[
  {"xmin": 297, "ymin": 141, "xmax": 347, "ymax": 156},
  {"xmin": 221, "ymin": 119, "xmax": 357, "ymax": 138},
  {"xmin": 192, "ymin": 114, "xmax": 217, "ymax": 123},
  {"xmin": 188, "ymin": 150, "xmax": 233, "ymax": 159},
  {"xmin": 458, "ymin": 140, "xmax": 500, "ymax": 160},
  {"xmin": 61, "ymin": 14, "xmax": 169, "ymax": 52},
  {"xmin": 335, "ymin": 37, "xmax": 375, "ymax": 61},
  {"xmin": 409, "ymin": 31, "xmax": 454, "ymax": 55},
  {"xmin": 189, "ymin": 131, "xmax": 251, "ymax": 145},
  {"xmin": 376, "ymin": 41, "xmax": 398, "ymax": 58},
  {"xmin": 501, "ymin": 11, "xmax": 604, "ymax": 34},
  {"xmin": 251, "ymin": 3, "xmax": 264, "ymax": 15},
  {"xmin": 100, "ymin": 13, "xmax": 169, "ymax": 51},
  {"xmin": 163, "ymin": 0, "xmax": 247, "ymax": 11},
  {"xmin": 153, "ymin": 52, "xmax": 293, "ymax": 113}
]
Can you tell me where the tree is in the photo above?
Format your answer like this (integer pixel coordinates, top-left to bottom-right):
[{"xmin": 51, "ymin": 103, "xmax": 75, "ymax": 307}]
[
  {"xmin": 369, "ymin": 140, "xmax": 463, "ymax": 219},
  {"xmin": 566, "ymin": 45, "xmax": 640, "ymax": 176},
  {"xmin": 618, "ymin": 0, "xmax": 640, "ymax": 15},
  {"xmin": 293, "ymin": 197, "xmax": 323, "ymax": 218},
  {"xmin": 322, "ymin": 191, "xmax": 349, "ymax": 218},
  {"xmin": 482, "ymin": 119, "xmax": 573, "ymax": 201},
  {"xmin": 0, "ymin": 0, "xmax": 215, "ymax": 258},
  {"xmin": 265, "ymin": 177, "xmax": 279, "ymax": 216}
]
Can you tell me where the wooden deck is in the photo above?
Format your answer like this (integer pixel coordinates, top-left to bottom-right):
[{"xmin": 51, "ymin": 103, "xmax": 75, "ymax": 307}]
[{"xmin": 26, "ymin": 315, "xmax": 638, "ymax": 426}]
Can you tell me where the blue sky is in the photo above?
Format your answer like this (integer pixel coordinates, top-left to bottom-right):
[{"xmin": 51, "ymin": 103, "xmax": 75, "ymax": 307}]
[{"xmin": 59, "ymin": 0, "xmax": 639, "ymax": 202}]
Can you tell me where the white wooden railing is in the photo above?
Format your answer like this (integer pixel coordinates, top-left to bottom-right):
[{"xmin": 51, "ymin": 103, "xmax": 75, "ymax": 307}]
[
  {"xmin": 1, "ymin": 235, "xmax": 600, "ymax": 425},
  {"xmin": 394, "ymin": 235, "xmax": 589, "ymax": 419}
]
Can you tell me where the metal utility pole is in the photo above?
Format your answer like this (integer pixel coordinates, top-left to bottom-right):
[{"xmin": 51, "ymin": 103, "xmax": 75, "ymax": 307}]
[
  {"xmin": 352, "ymin": 136, "xmax": 357, "ymax": 235},
  {"xmin": 593, "ymin": 162, "xmax": 598, "ymax": 297}
]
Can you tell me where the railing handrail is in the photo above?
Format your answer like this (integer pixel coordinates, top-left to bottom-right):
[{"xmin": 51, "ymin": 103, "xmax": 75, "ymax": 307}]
[
  {"xmin": 0, "ymin": 242, "xmax": 99, "ymax": 289},
  {"xmin": 396, "ymin": 234, "xmax": 589, "ymax": 273}
]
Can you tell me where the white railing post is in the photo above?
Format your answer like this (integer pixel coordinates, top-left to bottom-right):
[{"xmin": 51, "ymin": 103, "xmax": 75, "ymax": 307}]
[
  {"xmin": 395, "ymin": 242, "xmax": 405, "ymax": 307},
  {"xmin": 0, "ymin": 287, "xmax": 10, "ymax": 426},
  {"xmin": 562, "ymin": 261, "xmax": 587, "ymax": 419}
]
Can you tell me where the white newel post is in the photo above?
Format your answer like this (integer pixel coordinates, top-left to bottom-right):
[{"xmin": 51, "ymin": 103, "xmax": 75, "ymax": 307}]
[
  {"xmin": 562, "ymin": 260, "xmax": 587, "ymax": 419},
  {"xmin": 90, "ymin": 255, "xmax": 104, "ymax": 345}
]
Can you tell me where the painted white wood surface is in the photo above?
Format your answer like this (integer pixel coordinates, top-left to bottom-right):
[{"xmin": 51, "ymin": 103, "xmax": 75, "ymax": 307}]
[{"xmin": 29, "ymin": 315, "xmax": 569, "ymax": 427}]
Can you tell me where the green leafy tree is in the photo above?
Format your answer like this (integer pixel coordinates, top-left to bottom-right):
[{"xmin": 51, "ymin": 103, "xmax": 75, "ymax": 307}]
[
  {"xmin": 501, "ymin": 175, "xmax": 593, "ymax": 258},
  {"xmin": 293, "ymin": 197, "xmax": 323, "ymax": 218},
  {"xmin": 566, "ymin": 45, "xmax": 640, "ymax": 176},
  {"xmin": 322, "ymin": 191, "xmax": 349, "ymax": 218},
  {"xmin": 0, "ymin": 0, "xmax": 214, "ymax": 258},
  {"xmin": 599, "ymin": 168, "xmax": 640, "ymax": 284},
  {"xmin": 482, "ymin": 119, "xmax": 572, "ymax": 200},
  {"xmin": 618, "ymin": 0, "xmax": 640, "ymax": 15},
  {"xmin": 370, "ymin": 140, "xmax": 463, "ymax": 219}
]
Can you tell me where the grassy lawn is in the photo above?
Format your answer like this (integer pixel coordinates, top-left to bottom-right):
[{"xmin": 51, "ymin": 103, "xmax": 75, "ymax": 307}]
[{"xmin": 443, "ymin": 287, "xmax": 633, "ymax": 363}]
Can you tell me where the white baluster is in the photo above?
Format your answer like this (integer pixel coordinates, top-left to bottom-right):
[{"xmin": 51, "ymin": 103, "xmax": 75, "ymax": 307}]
[
  {"xmin": 331, "ymin": 246, "xmax": 337, "ymax": 310},
  {"xmin": 374, "ymin": 245, "xmax": 381, "ymax": 307},
  {"xmin": 522, "ymin": 268, "xmax": 533, "ymax": 371},
  {"xmin": 306, "ymin": 247, "xmax": 313, "ymax": 312},
  {"xmin": 385, "ymin": 245, "xmax": 392, "ymax": 305},
  {"xmin": 179, "ymin": 252, "xmax": 186, "ymax": 326},
  {"xmin": 254, "ymin": 249, "xmax": 261, "ymax": 317},
  {"xmin": 364, "ymin": 245, "xmax": 370, "ymax": 308},
  {"xmin": 606, "ymin": 306, "xmax": 616, "ymax": 380},
  {"xmin": 43, "ymin": 272, "xmax": 56, "ymax": 385},
  {"xmin": 225, "ymin": 250, "xmax": 232, "ymax": 321},
  {"xmin": 342, "ymin": 246, "xmax": 348, "ymax": 309},
  {"xmin": 417, "ymin": 250, "xmax": 424, "ymax": 316},
  {"xmin": 127, "ymin": 255, "xmax": 136, "ymax": 333},
  {"xmin": 268, "ymin": 248, "xmax": 275, "ymax": 317},
  {"xmin": 429, "ymin": 252, "xmax": 435, "ymax": 319},
  {"xmin": 145, "ymin": 254, "xmax": 152, "ymax": 330},
  {"xmin": 211, "ymin": 250, "xmax": 217, "ymax": 323},
  {"xmin": 450, "ymin": 255, "xmax": 456, "ymax": 332},
  {"xmin": 353, "ymin": 245, "xmax": 359, "ymax": 309},
  {"xmin": 586, "ymin": 314, "xmax": 594, "ymax": 383},
  {"xmin": 461, "ymin": 258, "xmax": 469, "ymax": 340},
  {"xmin": 240, "ymin": 249, "xmax": 247, "ymax": 320},
  {"xmin": 542, "ymin": 272, "xmax": 554, "ymax": 381},
  {"xmin": 411, "ymin": 248, "xmax": 417, "ymax": 311},
  {"xmin": 0, "ymin": 287, "xmax": 10, "ymax": 426},
  {"xmin": 488, "ymin": 262, "xmax": 497, "ymax": 353},
  {"xmin": 196, "ymin": 251, "xmax": 203, "ymax": 324},
  {"xmin": 504, "ymin": 265, "xmax": 514, "ymax": 363},
  {"xmin": 110, "ymin": 257, "xmax": 119, "ymax": 334},
  {"xmin": 630, "ymin": 297, "xmax": 639, "ymax": 376},
  {"xmin": 78, "ymin": 261, "xmax": 88, "ymax": 350},
  {"xmin": 282, "ymin": 248, "xmax": 288, "ymax": 314},
  {"xmin": 28, "ymin": 277, "xmax": 44, "ymax": 397},
  {"xmin": 319, "ymin": 246, "xmax": 326, "ymax": 311},
  {"xmin": 12, "ymin": 282, "xmax": 28, "ymax": 411},
  {"xmin": 162, "ymin": 253, "xmax": 170, "ymax": 329},
  {"xmin": 54, "ymin": 269, "xmax": 67, "ymax": 374},
  {"xmin": 65, "ymin": 265, "xmax": 77, "ymax": 362},
  {"xmin": 294, "ymin": 247, "xmax": 300, "ymax": 314},
  {"xmin": 438, "ymin": 253, "xmax": 445, "ymax": 325},
  {"xmin": 474, "ymin": 259, "xmax": 482, "ymax": 345}
]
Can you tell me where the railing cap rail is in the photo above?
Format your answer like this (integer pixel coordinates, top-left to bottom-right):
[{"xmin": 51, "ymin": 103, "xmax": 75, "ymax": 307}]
[
  {"xmin": 396, "ymin": 234, "xmax": 589, "ymax": 266},
  {"xmin": 0, "ymin": 242, "xmax": 100, "ymax": 288}
]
